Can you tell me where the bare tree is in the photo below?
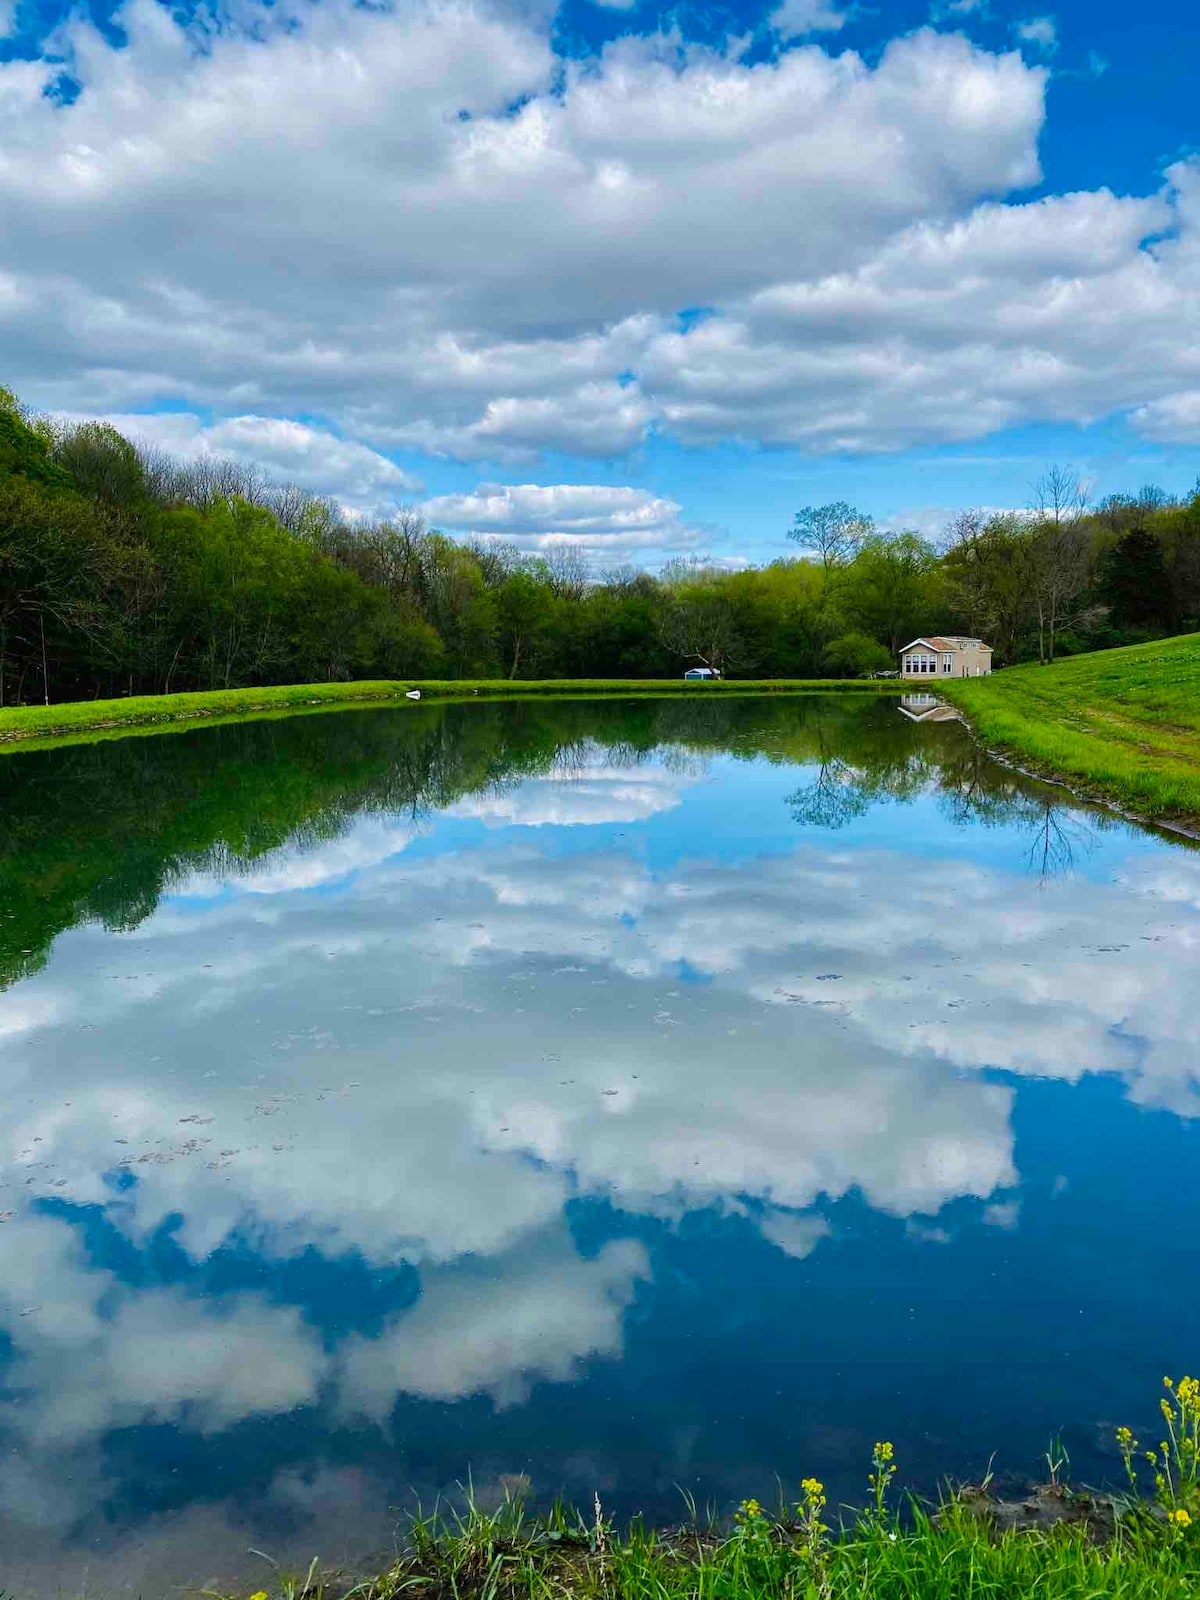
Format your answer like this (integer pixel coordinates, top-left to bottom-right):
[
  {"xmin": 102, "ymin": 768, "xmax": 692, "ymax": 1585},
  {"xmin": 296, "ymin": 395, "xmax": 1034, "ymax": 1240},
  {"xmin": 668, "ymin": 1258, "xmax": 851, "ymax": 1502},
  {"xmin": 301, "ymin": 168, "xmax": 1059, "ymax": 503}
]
[
  {"xmin": 543, "ymin": 541, "xmax": 590, "ymax": 601},
  {"xmin": 1028, "ymin": 466, "xmax": 1095, "ymax": 663}
]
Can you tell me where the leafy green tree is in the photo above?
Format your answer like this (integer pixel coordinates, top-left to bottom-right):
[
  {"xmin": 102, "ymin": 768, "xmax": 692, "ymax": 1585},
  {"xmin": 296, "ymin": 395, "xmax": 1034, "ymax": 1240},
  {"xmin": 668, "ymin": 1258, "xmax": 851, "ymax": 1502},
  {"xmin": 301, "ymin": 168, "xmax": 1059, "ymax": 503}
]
[
  {"xmin": 52, "ymin": 422, "xmax": 147, "ymax": 508},
  {"xmin": 839, "ymin": 533, "xmax": 943, "ymax": 655},
  {"xmin": 1101, "ymin": 526, "xmax": 1170, "ymax": 629},
  {"xmin": 0, "ymin": 388, "xmax": 69, "ymax": 489},
  {"xmin": 821, "ymin": 630, "xmax": 893, "ymax": 677},
  {"xmin": 497, "ymin": 570, "xmax": 554, "ymax": 678}
]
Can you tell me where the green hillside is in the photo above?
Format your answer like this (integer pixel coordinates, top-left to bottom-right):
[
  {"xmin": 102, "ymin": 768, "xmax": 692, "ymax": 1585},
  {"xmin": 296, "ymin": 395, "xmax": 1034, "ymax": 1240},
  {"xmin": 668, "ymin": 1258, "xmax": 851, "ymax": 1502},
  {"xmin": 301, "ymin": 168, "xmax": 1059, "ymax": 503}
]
[{"xmin": 944, "ymin": 633, "xmax": 1200, "ymax": 828}]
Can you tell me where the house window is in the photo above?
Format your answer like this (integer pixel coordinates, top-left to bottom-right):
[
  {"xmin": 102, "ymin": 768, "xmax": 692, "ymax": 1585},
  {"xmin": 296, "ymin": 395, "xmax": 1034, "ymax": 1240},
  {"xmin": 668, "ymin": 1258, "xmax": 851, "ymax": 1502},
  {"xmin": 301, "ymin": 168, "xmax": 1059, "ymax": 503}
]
[
  {"xmin": 942, "ymin": 653, "xmax": 954, "ymax": 673},
  {"xmin": 907, "ymin": 653, "xmax": 937, "ymax": 674}
]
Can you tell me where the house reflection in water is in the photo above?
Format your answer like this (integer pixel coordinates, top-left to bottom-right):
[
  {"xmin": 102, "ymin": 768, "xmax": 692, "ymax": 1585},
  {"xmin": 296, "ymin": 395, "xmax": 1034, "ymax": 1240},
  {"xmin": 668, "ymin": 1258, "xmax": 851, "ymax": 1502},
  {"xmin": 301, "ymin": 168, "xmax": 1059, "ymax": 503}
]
[{"xmin": 897, "ymin": 694, "xmax": 963, "ymax": 723}]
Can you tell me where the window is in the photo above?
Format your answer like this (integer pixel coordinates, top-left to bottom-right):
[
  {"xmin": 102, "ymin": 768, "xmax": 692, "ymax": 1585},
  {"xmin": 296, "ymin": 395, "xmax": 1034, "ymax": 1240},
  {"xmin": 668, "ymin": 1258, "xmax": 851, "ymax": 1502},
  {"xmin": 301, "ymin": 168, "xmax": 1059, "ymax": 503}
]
[
  {"xmin": 942, "ymin": 653, "xmax": 954, "ymax": 673},
  {"xmin": 906, "ymin": 652, "xmax": 937, "ymax": 674}
]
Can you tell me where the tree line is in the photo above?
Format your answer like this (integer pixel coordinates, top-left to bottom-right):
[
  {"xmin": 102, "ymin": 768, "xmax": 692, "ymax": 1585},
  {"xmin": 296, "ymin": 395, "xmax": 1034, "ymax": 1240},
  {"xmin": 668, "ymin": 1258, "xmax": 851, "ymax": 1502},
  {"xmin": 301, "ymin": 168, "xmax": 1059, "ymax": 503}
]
[{"xmin": 3, "ymin": 385, "xmax": 1199, "ymax": 705}]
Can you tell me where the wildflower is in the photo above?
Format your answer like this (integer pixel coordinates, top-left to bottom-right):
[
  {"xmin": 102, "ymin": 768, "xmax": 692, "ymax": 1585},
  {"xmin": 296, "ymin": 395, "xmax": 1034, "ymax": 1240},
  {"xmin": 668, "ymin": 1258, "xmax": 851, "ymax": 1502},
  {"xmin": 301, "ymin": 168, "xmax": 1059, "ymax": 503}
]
[
  {"xmin": 1169, "ymin": 1509, "xmax": 1191, "ymax": 1527},
  {"xmin": 248, "ymin": 1591, "xmax": 269, "ymax": 1600},
  {"xmin": 736, "ymin": 1497, "xmax": 764, "ymax": 1522}
]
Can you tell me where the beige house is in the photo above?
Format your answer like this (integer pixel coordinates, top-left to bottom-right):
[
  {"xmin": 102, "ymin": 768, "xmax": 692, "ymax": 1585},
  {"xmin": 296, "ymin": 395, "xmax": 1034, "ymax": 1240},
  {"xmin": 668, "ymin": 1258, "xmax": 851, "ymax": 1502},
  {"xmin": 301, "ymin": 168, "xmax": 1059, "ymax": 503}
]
[{"xmin": 899, "ymin": 636, "xmax": 993, "ymax": 680}]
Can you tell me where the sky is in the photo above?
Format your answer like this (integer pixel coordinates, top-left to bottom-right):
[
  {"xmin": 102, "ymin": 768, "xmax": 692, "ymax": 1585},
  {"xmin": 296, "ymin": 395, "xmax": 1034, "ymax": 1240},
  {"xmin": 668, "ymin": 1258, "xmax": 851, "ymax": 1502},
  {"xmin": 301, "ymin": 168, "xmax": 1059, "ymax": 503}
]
[{"xmin": 2, "ymin": 0, "xmax": 1199, "ymax": 566}]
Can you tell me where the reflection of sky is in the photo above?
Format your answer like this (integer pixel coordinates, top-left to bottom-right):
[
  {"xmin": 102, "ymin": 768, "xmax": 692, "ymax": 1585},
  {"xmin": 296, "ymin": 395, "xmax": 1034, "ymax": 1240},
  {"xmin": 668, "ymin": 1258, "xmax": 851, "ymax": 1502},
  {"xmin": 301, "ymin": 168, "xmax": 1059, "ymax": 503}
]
[{"xmin": 2, "ymin": 728, "xmax": 1200, "ymax": 1592}]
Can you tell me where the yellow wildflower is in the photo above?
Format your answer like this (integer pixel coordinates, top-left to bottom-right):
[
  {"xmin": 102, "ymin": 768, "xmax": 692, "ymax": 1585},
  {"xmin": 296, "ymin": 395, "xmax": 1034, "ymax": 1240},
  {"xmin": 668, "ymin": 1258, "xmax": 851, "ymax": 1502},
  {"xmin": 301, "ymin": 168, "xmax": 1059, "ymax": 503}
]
[{"xmin": 1169, "ymin": 1509, "xmax": 1192, "ymax": 1527}]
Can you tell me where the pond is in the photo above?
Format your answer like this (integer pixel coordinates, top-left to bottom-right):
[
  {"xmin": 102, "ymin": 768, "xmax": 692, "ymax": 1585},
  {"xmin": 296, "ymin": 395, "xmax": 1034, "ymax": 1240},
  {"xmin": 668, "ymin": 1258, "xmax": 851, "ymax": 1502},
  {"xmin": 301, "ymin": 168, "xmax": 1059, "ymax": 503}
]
[{"xmin": 1, "ymin": 694, "xmax": 1198, "ymax": 1596}]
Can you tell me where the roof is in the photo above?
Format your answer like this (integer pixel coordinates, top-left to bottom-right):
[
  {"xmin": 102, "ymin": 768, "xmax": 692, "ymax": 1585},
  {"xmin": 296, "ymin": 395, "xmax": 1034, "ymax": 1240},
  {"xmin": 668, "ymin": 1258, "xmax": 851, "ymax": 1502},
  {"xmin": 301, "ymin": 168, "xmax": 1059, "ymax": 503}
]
[{"xmin": 899, "ymin": 636, "xmax": 992, "ymax": 653}]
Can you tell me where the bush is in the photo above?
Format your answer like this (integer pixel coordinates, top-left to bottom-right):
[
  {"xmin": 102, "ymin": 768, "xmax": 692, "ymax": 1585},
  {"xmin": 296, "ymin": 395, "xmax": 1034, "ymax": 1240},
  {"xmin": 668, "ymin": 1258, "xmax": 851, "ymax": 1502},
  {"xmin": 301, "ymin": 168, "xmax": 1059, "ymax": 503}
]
[{"xmin": 822, "ymin": 631, "xmax": 894, "ymax": 678}]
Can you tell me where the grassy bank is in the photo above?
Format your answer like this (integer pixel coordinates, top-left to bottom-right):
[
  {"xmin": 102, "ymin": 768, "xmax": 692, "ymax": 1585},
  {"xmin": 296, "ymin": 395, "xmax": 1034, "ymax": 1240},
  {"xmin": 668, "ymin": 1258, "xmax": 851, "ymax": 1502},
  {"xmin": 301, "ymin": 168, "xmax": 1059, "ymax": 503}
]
[
  {"xmin": 0, "ymin": 678, "xmax": 901, "ymax": 752},
  {"xmin": 276, "ymin": 1497, "xmax": 1195, "ymax": 1600},
  {"xmin": 219, "ymin": 1381, "xmax": 1199, "ymax": 1600},
  {"xmin": 943, "ymin": 632, "xmax": 1200, "ymax": 828}
]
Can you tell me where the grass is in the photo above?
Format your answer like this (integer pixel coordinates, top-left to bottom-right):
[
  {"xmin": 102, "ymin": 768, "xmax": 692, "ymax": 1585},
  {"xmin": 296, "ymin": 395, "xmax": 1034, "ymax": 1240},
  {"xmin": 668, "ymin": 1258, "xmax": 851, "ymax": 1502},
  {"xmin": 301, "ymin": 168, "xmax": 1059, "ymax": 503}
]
[
  {"xmin": 213, "ymin": 1482, "xmax": 1199, "ymax": 1600},
  {"xmin": 0, "ymin": 678, "xmax": 901, "ymax": 753},
  {"xmin": 211, "ymin": 1380, "xmax": 1200, "ymax": 1600},
  {"xmin": 942, "ymin": 632, "xmax": 1200, "ymax": 829}
]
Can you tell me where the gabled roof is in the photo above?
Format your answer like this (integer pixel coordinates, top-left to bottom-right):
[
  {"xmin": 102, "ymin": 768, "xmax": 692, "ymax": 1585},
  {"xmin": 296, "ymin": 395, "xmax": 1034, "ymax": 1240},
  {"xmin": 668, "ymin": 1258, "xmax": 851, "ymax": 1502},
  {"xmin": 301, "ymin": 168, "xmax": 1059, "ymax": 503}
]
[{"xmin": 899, "ymin": 636, "xmax": 992, "ymax": 653}]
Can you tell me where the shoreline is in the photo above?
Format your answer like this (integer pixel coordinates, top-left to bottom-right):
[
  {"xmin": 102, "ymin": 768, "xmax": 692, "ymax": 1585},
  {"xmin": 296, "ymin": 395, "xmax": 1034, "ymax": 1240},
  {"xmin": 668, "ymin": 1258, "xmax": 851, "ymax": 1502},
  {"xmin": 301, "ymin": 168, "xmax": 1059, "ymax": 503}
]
[
  {"xmin": 940, "ymin": 634, "xmax": 1200, "ymax": 831},
  {"xmin": 0, "ymin": 678, "xmax": 901, "ymax": 754},
  {"xmin": 189, "ymin": 1479, "xmax": 1196, "ymax": 1600}
]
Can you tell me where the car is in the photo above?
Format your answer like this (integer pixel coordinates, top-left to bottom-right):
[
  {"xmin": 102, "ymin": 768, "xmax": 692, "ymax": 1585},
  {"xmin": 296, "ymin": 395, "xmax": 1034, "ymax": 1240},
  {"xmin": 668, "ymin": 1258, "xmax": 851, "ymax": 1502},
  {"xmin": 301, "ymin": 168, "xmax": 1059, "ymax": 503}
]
[{"xmin": 683, "ymin": 667, "xmax": 722, "ymax": 681}]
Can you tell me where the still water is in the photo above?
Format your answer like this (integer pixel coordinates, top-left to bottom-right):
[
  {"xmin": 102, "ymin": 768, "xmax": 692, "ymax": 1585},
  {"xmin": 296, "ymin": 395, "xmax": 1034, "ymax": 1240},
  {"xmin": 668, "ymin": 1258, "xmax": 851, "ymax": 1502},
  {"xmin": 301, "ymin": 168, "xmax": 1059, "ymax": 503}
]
[{"xmin": 1, "ymin": 695, "xmax": 1198, "ymax": 1594}]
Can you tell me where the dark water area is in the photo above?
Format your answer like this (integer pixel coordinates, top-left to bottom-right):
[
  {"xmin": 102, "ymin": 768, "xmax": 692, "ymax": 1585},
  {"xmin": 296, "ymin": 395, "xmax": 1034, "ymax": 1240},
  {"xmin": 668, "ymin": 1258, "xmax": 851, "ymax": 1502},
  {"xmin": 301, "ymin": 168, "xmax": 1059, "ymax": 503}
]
[{"xmin": 1, "ymin": 695, "xmax": 1198, "ymax": 1596}]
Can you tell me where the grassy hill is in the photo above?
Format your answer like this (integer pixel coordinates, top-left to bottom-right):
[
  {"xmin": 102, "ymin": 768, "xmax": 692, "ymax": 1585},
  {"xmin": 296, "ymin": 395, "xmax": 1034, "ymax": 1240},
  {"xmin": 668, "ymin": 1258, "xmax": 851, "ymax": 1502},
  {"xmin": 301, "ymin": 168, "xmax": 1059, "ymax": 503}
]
[{"xmin": 944, "ymin": 633, "xmax": 1200, "ymax": 829}]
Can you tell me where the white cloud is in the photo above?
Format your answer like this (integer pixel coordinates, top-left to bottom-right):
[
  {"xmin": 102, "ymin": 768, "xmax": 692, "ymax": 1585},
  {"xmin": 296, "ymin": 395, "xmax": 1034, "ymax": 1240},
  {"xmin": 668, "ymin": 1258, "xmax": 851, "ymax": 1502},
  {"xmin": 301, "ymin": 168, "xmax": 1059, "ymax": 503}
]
[
  {"xmin": 339, "ymin": 1234, "xmax": 650, "ymax": 1413},
  {"xmin": 420, "ymin": 482, "xmax": 705, "ymax": 559},
  {"xmin": 60, "ymin": 410, "xmax": 421, "ymax": 515},
  {"xmin": 758, "ymin": 1209, "xmax": 832, "ymax": 1258},
  {"xmin": 639, "ymin": 175, "xmax": 1200, "ymax": 451},
  {"xmin": 0, "ymin": 8, "xmax": 1056, "ymax": 469},
  {"xmin": 449, "ymin": 755, "xmax": 697, "ymax": 825},
  {"xmin": 770, "ymin": 0, "xmax": 850, "ymax": 41},
  {"xmin": 3, "ymin": 0, "xmax": 1199, "ymax": 475},
  {"xmin": 1130, "ymin": 390, "xmax": 1200, "ymax": 442},
  {"xmin": 1014, "ymin": 15, "xmax": 1058, "ymax": 54}
]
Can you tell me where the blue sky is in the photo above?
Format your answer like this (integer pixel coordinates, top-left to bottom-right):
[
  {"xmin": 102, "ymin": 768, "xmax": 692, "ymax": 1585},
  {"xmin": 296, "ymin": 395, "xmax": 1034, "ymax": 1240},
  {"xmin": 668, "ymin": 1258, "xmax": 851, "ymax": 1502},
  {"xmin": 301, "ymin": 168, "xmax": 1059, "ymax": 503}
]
[{"xmin": 2, "ymin": 0, "xmax": 1198, "ymax": 565}]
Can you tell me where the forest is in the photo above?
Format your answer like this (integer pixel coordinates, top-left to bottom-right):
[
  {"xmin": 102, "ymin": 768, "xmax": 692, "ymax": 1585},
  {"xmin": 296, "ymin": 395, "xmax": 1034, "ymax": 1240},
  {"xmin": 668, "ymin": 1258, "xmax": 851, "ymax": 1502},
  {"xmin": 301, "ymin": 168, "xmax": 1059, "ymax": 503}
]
[{"xmin": 3, "ymin": 384, "xmax": 1199, "ymax": 704}]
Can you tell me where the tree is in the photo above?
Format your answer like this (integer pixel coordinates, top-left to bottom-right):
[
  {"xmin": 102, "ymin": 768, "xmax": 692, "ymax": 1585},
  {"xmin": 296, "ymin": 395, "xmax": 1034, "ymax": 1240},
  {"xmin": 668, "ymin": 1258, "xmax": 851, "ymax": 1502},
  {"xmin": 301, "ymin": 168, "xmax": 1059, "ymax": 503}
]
[
  {"xmin": 941, "ymin": 511, "xmax": 1032, "ymax": 664},
  {"xmin": 52, "ymin": 422, "xmax": 147, "ymax": 508},
  {"xmin": 657, "ymin": 564, "xmax": 749, "ymax": 677},
  {"xmin": 542, "ymin": 542, "xmax": 590, "ymax": 601},
  {"xmin": 821, "ymin": 630, "xmax": 892, "ymax": 677},
  {"xmin": 0, "ymin": 388, "xmax": 69, "ymax": 489},
  {"xmin": 1101, "ymin": 526, "xmax": 1170, "ymax": 629},
  {"xmin": 839, "ymin": 533, "xmax": 943, "ymax": 655},
  {"xmin": 1028, "ymin": 467, "xmax": 1094, "ymax": 663},
  {"xmin": 497, "ymin": 571, "xmax": 553, "ymax": 678},
  {"xmin": 787, "ymin": 502, "xmax": 873, "ymax": 577}
]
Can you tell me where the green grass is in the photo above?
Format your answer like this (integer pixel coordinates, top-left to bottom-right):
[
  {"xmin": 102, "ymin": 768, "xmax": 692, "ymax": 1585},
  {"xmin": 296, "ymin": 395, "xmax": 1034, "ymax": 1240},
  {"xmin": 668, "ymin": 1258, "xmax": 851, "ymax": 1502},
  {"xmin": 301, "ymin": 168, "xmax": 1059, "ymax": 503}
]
[
  {"xmin": 0, "ymin": 678, "xmax": 901, "ymax": 753},
  {"xmin": 211, "ymin": 1492, "xmax": 1199, "ymax": 1600},
  {"xmin": 942, "ymin": 632, "xmax": 1200, "ymax": 829}
]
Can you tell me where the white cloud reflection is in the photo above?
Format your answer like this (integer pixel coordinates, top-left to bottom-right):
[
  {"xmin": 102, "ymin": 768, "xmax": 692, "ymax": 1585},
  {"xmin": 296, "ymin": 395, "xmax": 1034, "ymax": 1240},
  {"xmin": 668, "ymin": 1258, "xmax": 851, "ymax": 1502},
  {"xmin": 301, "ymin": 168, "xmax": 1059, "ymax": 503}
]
[{"xmin": 1, "ymin": 742, "xmax": 1199, "ymax": 1564}]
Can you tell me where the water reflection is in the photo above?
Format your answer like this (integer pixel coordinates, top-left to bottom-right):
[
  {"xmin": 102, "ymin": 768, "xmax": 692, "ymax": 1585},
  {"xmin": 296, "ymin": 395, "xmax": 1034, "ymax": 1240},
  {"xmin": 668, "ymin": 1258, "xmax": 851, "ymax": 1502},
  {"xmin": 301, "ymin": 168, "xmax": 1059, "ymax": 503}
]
[{"xmin": 1, "ymin": 697, "xmax": 1198, "ymax": 1595}]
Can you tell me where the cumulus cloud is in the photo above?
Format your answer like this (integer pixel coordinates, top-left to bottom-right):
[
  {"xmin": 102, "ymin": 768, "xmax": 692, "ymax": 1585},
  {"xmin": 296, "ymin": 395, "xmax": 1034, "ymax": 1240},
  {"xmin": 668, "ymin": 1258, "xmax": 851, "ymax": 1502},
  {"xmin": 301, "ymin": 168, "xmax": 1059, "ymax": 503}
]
[
  {"xmin": 1, "ymin": 5, "xmax": 1064, "ymax": 472},
  {"xmin": 2, "ymin": 0, "xmax": 1199, "ymax": 478},
  {"xmin": 1130, "ymin": 390, "xmax": 1200, "ymax": 442},
  {"xmin": 64, "ymin": 411, "xmax": 422, "ymax": 515},
  {"xmin": 639, "ymin": 176, "xmax": 1200, "ymax": 451},
  {"xmin": 420, "ymin": 482, "xmax": 705, "ymax": 559}
]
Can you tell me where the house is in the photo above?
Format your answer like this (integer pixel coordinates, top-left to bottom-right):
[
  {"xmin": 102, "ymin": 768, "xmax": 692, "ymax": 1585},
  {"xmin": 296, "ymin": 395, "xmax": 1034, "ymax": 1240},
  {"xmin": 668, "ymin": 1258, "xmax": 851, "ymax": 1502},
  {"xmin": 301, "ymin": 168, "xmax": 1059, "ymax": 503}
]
[
  {"xmin": 683, "ymin": 667, "xmax": 722, "ymax": 681},
  {"xmin": 898, "ymin": 636, "xmax": 992, "ymax": 680}
]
